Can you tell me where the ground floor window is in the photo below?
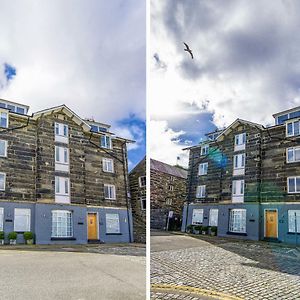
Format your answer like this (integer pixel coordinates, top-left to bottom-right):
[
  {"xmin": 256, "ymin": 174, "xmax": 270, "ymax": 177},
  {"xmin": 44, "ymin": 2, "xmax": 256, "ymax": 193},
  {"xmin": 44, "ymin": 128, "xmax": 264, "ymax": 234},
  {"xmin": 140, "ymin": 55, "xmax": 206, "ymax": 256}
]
[
  {"xmin": 0, "ymin": 207, "xmax": 3, "ymax": 231},
  {"xmin": 288, "ymin": 210, "xmax": 300, "ymax": 233},
  {"xmin": 192, "ymin": 209, "xmax": 203, "ymax": 225},
  {"xmin": 229, "ymin": 209, "xmax": 246, "ymax": 233},
  {"xmin": 14, "ymin": 208, "xmax": 31, "ymax": 232},
  {"xmin": 51, "ymin": 210, "xmax": 73, "ymax": 238},
  {"xmin": 106, "ymin": 213, "xmax": 120, "ymax": 234},
  {"xmin": 209, "ymin": 209, "xmax": 218, "ymax": 226}
]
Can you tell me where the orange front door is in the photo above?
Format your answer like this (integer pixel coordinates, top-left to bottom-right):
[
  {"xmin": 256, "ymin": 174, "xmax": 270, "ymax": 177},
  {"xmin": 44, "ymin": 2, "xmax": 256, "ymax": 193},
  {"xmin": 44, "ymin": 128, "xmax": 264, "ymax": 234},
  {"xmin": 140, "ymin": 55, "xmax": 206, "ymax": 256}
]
[
  {"xmin": 87, "ymin": 213, "xmax": 98, "ymax": 240},
  {"xmin": 265, "ymin": 210, "xmax": 278, "ymax": 238}
]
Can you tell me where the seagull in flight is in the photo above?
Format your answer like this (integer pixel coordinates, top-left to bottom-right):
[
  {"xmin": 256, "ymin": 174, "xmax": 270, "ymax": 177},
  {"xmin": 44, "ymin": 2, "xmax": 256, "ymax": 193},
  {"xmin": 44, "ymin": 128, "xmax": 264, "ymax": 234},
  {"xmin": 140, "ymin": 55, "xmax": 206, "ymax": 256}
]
[{"xmin": 183, "ymin": 42, "xmax": 193, "ymax": 59}]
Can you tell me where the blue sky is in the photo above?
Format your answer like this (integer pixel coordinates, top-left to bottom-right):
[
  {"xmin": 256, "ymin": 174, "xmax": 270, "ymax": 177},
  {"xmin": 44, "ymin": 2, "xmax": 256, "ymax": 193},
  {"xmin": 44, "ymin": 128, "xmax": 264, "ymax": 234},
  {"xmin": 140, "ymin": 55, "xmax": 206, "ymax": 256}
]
[{"xmin": 0, "ymin": 1, "xmax": 145, "ymax": 171}]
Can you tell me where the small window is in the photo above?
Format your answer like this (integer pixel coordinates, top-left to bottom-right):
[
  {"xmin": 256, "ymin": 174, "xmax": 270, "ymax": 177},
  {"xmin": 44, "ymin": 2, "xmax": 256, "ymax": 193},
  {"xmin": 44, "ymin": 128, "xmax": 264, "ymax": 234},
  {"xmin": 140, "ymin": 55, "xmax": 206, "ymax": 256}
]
[
  {"xmin": 168, "ymin": 185, "xmax": 174, "ymax": 191},
  {"xmin": 196, "ymin": 185, "xmax": 206, "ymax": 198},
  {"xmin": 55, "ymin": 146, "xmax": 69, "ymax": 164},
  {"xmin": 0, "ymin": 111, "xmax": 8, "ymax": 128},
  {"xmin": 165, "ymin": 198, "xmax": 172, "ymax": 205},
  {"xmin": 55, "ymin": 123, "xmax": 68, "ymax": 137},
  {"xmin": 103, "ymin": 158, "xmax": 114, "ymax": 173},
  {"xmin": 90, "ymin": 125, "xmax": 98, "ymax": 132},
  {"xmin": 286, "ymin": 120, "xmax": 300, "ymax": 137},
  {"xmin": 229, "ymin": 209, "xmax": 246, "ymax": 233},
  {"xmin": 198, "ymin": 162, "xmax": 208, "ymax": 175},
  {"xmin": 234, "ymin": 133, "xmax": 246, "ymax": 151},
  {"xmin": 51, "ymin": 210, "xmax": 73, "ymax": 238},
  {"xmin": 16, "ymin": 107, "xmax": 25, "ymax": 114},
  {"xmin": 232, "ymin": 180, "xmax": 244, "ymax": 196},
  {"xmin": 0, "ymin": 140, "xmax": 7, "ymax": 157},
  {"xmin": 0, "ymin": 208, "xmax": 3, "ymax": 231},
  {"xmin": 100, "ymin": 135, "xmax": 112, "ymax": 149},
  {"xmin": 139, "ymin": 176, "xmax": 146, "ymax": 187},
  {"xmin": 170, "ymin": 176, "xmax": 175, "ymax": 181},
  {"xmin": 0, "ymin": 173, "xmax": 6, "ymax": 191},
  {"xmin": 287, "ymin": 177, "xmax": 300, "ymax": 193},
  {"xmin": 288, "ymin": 210, "xmax": 300, "ymax": 233},
  {"xmin": 55, "ymin": 176, "xmax": 70, "ymax": 195},
  {"xmin": 209, "ymin": 209, "xmax": 218, "ymax": 226},
  {"xmin": 140, "ymin": 196, "xmax": 146, "ymax": 210},
  {"xmin": 287, "ymin": 147, "xmax": 300, "ymax": 163},
  {"xmin": 7, "ymin": 104, "xmax": 15, "ymax": 112},
  {"xmin": 201, "ymin": 144, "xmax": 209, "ymax": 156},
  {"xmin": 192, "ymin": 209, "xmax": 203, "ymax": 225},
  {"xmin": 106, "ymin": 213, "xmax": 120, "ymax": 234},
  {"xmin": 104, "ymin": 184, "xmax": 116, "ymax": 199},
  {"xmin": 14, "ymin": 208, "xmax": 31, "ymax": 232},
  {"xmin": 233, "ymin": 153, "xmax": 245, "ymax": 169}
]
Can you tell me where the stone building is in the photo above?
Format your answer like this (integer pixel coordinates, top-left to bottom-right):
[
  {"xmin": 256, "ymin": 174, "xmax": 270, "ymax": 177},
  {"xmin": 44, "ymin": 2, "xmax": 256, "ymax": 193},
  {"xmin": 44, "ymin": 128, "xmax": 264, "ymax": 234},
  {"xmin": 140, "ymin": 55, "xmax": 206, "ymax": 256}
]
[
  {"xmin": 129, "ymin": 156, "xmax": 146, "ymax": 243},
  {"xmin": 150, "ymin": 158, "xmax": 187, "ymax": 230},
  {"xmin": 182, "ymin": 106, "xmax": 300, "ymax": 245},
  {"xmin": 0, "ymin": 99, "xmax": 133, "ymax": 244}
]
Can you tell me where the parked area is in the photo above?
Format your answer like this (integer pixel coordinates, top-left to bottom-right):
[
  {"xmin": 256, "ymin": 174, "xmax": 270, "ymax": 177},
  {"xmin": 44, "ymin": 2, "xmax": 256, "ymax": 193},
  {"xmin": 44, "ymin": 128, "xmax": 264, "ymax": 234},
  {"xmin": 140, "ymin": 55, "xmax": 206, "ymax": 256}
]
[
  {"xmin": 0, "ymin": 244, "xmax": 146, "ymax": 300},
  {"xmin": 151, "ymin": 231, "xmax": 300, "ymax": 300}
]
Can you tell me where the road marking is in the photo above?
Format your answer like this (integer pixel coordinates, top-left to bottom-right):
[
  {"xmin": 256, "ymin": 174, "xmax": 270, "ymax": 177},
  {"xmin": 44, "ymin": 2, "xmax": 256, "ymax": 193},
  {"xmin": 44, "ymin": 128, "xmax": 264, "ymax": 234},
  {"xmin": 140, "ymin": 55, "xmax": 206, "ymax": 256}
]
[{"xmin": 151, "ymin": 284, "xmax": 243, "ymax": 300}]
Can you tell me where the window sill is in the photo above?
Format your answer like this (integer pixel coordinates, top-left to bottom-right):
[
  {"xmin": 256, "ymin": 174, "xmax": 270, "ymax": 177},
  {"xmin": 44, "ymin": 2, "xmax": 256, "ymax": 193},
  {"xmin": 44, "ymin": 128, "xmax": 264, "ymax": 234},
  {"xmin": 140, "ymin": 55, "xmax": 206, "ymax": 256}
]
[
  {"xmin": 227, "ymin": 231, "xmax": 247, "ymax": 236},
  {"xmin": 51, "ymin": 237, "xmax": 76, "ymax": 241},
  {"xmin": 287, "ymin": 232, "xmax": 300, "ymax": 235},
  {"xmin": 106, "ymin": 233, "xmax": 122, "ymax": 235}
]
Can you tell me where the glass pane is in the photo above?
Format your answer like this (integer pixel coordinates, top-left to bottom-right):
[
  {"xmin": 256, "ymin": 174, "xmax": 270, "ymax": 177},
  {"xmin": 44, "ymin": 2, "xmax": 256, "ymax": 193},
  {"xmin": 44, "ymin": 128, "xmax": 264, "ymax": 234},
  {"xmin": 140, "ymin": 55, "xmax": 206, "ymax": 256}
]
[
  {"xmin": 287, "ymin": 123, "xmax": 293, "ymax": 135},
  {"xmin": 296, "ymin": 178, "xmax": 300, "ymax": 193},
  {"xmin": 0, "ymin": 141, "xmax": 5, "ymax": 156},
  {"xmin": 16, "ymin": 107, "xmax": 25, "ymax": 114},
  {"xmin": 295, "ymin": 149, "xmax": 300, "ymax": 161},
  {"xmin": 288, "ymin": 149, "xmax": 294, "ymax": 162},
  {"xmin": 278, "ymin": 114, "xmax": 289, "ymax": 124},
  {"xmin": 294, "ymin": 121, "xmax": 300, "ymax": 135},
  {"xmin": 290, "ymin": 111, "xmax": 300, "ymax": 119},
  {"xmin": 289, "ymin": 178, "xmax": 295, "ymax": 192}
]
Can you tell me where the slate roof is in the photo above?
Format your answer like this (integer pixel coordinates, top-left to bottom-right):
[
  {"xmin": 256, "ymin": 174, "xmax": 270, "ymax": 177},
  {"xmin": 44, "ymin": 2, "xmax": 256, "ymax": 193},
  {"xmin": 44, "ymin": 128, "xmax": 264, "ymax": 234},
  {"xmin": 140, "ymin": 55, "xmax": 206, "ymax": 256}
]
[{"xmin": 150, "ymin": 158, "xmax": 187, "ymax": 179}]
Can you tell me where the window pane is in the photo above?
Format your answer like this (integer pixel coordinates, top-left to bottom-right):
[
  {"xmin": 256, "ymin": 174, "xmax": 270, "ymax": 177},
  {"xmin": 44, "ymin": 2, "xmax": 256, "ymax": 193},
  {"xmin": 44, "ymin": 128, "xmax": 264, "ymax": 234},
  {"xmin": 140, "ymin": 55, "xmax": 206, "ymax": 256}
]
[
  {"xmin": 0, "ymin": 208, "xmax": 3, "ymax": 231},
  {"xmin": 63, "ymin": 125, "xmax": 68, "ymax": 136},
  {"xmin": 0, "ymin": 174, "xmax": 5, "ymax": 190},
  {"xmin": 64, "ymin": 149, "xmax": 68, "ymax": 163},
  {"xmin": 51, "ymin": 211, "xmax": 72, "ymax": 237},
  {"xmin": 55, "ymin": 177, "xmax": 60, "ymax": 193},
  {"xmin": 0, "ymin": 112, "xmax": 7, "ymax": 128},
  {"xmin": 64, "ymin": 179, "xmax": 69, "ymax": 194},
  {"xmin": 16, "ymin": 107, "xmax": 25, "ymax": 114},
  {"xmin": 287, "ymin": 123, "xmax": 293, "ymax": 135},
  {"xmin": 295, "ymin": 148, "xmax": 300, "ymax": 161},
  {"xmin": 192, "ymin": 209, "xmax": 203, "ymax": 225},
  {"xmin": 278, "ymin": 114, "xmax": 289, "ymax": 124},
  {"xmin": 55, "ymin": 147, "xmax": 59, "ymax": 161},
  {"xmin": 0, "ymin": 140, "xmax": 6, "ymax": 156},
  {"xmin": 7, "ymin": 105, "xmax": 15, "ymax": 112},
  {"xmin": 296, "ymin": 178, "xmax": 300, "ymax": 193},
  {"xmin": 294, "ymin": 121, "xmax": 300, "ymax": 135},
  {"xmin": 287, "ymin": 149, "xmax": 294, "ymax": 162},
  {"xmin": 14, "ymin": 209, "xmax": 30, "ymax": 232},
  {"xmin": 289, "ymin": 178, "xmax": 295, "ymax": 193},
  {"xmin": 106, "ymin": 214, "xmax": 120, "ymax": 233},
  {"xmin": 55, "ymin": 123, "xmax": 59, "ymax": 135}
]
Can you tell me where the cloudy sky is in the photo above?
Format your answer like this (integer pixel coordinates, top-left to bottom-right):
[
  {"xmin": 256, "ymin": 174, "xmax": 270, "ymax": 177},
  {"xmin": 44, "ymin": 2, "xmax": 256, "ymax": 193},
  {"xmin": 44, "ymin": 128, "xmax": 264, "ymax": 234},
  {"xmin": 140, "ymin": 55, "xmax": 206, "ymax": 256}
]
[
  {"xmin": 150, "ymin": 0, "xmax": 300, "ymax": 167},
  {"xmin": 0, "ymin": 0, "xmax": 145, "ymax": 170}
]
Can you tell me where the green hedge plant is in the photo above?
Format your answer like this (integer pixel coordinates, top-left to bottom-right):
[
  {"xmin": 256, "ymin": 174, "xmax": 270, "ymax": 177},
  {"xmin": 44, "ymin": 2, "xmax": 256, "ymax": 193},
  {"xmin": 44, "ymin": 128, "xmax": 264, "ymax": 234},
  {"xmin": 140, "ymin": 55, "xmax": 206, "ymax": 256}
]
[
  {"xmin": 0, "ymin": 231, "xmax": 4, "ymax": 240},
  {"xmin": 23, "ymin": 232, "xmax": 34, "ymax": 241}
]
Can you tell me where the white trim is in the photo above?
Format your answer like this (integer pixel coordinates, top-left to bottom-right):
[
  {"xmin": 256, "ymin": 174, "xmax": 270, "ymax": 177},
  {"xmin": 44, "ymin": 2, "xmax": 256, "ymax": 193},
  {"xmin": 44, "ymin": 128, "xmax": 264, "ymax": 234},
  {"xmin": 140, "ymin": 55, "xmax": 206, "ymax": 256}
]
[
  {"xmin": 0, "ymin": 172, "xmax": 6, "ymax": 191},
  {"xmin": 263, "ymin": 209, "xmax": 278, "ymax": 238},
  {"xmin": 0, "ymin": 140, "xmax": 7, "ymax": 158}
]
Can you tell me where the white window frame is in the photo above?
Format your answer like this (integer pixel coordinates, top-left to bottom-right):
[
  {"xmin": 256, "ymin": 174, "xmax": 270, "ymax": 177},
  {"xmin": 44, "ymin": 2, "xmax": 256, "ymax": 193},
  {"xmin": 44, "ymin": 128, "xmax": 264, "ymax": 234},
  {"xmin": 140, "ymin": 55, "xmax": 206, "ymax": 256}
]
[
  {"xmin": 0, "ymin": 110, "xmax": 8, "ymax": 128},
  {"xmin": 0, "ymin": 140, "xmax": 7, "ymax": 158},
  {"xmin": 139, "ymin": 176, "xmax": 146, "ymax": 187},
  {"xmin": 102, "ymin": 158, "xmax": 114, "ymax": 173},
  {"xmin": 201, "ymin": 144, "xmax": 209, "ymax": 156},
  {"xmin": 198, "ymin": 162, "xmax": 208, "ymax": 176},
  {"xmin": 0, "ymin": 172, "xmax": 6, "ymax": 191},
  {"xmin": 288, "ymin": 210, "xmax": 300, "ymax": 233},
  {"xmin": 104, "ymin": 184, "xmax": 116, "ymax": 200},
  {"xmin": 140, "ymin": 196, "xmax": 146, "ymax": 210},
  {"xmin": 168, "ymin": 185, "xmax": 174, "ymax": 191},
  {"xmin": 192, "ymin": 209, "xmax": 204, "ymax": 225},
  {"xmin": 55, "ymin": 146, "xmax": 69, "ymax": 164},
  {"xmin": 196, "ymin": 185, "xmax": 206, "ymax": 198},
  {"xmin": 233, "ymin": 153, "xmax": 245, "ymax": 175},
  {"xmin": 234, "ymin": 133, "xmax": 246, "ymax": 151},
  {"xmin": 165, "ymin": 198, "xmax": 172, "ymax": 206},
  {"xmin": 100, "ymin": 135, "xmax": 112, "ymax": 149},
  {"xmin": 55, "ymin": 176, "xmax": 70, "ymax": 196},
  {"xmin": 55, "ymin": 122, "xmax": 68, "ymax": 137},
  {"xmin": 287, "ymin": 176, "xmax": 300, "ymax": 194},
  {"xmin": 229, "ymin": 209, "xmax": 246, "ymax": 233},
  {"xmin": 51, "ymin": 210, "xmax": 73, "ymax": 238},
  {"xmin": 14, "ymin": 208, "xmax": 31, "ymax": 232},
  {"xmin": 105, "ymin": 213, "xmax": 120, "ymax": 234},
  {"xmin": 209, "ymin": 209, "xmax": 219, "ymax": 227},
  {"xmin": 286, "ymin": 147, "xmax": 300, "ymax": 163},
  {"xmin": 0, "ymin": 208, "xmax": 3, "ymax": 231},
  {"xmin": 286, "ymin": 120, "xmax": 300, "ymax": 137},
  {"xmin": 232, "ymin": 180, "xmax": 244, "ymax": 203}
]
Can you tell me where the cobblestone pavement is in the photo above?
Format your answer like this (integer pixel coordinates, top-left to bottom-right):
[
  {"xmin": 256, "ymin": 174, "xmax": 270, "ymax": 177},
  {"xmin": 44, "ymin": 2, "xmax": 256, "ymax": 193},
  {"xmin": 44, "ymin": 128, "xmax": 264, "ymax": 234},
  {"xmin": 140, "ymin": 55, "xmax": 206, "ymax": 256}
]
[{"xmin": 151, "ymin": 232, "xmax": 300, "ymax": 300}]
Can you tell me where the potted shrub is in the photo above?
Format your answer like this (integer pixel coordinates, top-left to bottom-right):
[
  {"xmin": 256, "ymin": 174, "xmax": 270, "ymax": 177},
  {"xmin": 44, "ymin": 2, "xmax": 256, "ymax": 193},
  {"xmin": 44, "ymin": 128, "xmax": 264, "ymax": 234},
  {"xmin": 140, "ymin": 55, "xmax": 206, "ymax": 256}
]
[
  {"xmin": 201, "ymin": 226, "xmax": 208, "ymax": 235},
  {"xmin": 210, "ymin": 226, "xmax": 217, "ymax": 236},
  {"xmin": 0, "ymin": 231, "xmax": 4, "ymax": 245},
  {"xmin": 23, "ymin": 232, "xmax": 34, "ymax": 245},
  {"xmin": 186, "ymin": 225, "xmax": 194, "ymax": 233},
  {"xmin": 194, "ymin": 225, "xmax": 202, "ymax": 234},
  {"xmin": 8, "ymin": 232, "xmax": 17, "ymax": 245}
]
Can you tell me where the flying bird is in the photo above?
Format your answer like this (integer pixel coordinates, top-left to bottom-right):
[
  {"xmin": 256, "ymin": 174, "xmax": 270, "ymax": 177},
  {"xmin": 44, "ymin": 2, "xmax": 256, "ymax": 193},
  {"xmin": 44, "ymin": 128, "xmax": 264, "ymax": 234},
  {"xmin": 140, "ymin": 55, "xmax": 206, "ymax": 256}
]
[{"xmin": 183, "ymin": 42, "xmax": 193, "ymax": 59}]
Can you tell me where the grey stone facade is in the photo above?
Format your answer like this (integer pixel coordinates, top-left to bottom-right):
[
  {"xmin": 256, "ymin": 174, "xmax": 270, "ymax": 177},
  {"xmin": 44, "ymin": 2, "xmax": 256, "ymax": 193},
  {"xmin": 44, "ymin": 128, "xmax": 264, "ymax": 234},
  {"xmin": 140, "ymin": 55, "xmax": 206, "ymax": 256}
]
[{"xmin": 0, "ymin": 99, "xmax": 133, "ymax": 244}]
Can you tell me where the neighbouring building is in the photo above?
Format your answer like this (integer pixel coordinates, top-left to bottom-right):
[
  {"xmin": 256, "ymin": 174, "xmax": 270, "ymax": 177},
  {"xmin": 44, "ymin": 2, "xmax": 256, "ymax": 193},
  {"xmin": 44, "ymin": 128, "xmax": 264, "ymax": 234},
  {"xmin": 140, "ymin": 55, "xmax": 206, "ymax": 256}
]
[
  {"xmin": 150, "ymin": 158, "xmax": 187, "ymax": 230},
  {"xmin": 129, "ymin": 156, "xmax": 146, "ymax": 243},
  {"xmin": 182, "ymin": 106, "xmax": 300, "ymax": 245},
  {"xmin": 0, "ymin": 99, "xmax": 134, "ymax": 244}
]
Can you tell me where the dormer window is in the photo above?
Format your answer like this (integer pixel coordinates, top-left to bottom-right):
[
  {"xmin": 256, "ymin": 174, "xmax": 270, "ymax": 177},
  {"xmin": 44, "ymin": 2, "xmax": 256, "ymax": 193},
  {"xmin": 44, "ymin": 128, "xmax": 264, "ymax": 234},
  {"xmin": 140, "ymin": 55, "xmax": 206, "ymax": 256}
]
[
  {"xmin": 0, "ymin": 111, "xmax": 8, "ymax": 128},
  {"xmin": 100, "ymin": 135, "xmax": 112, "ymax": 149},
  {"xmin": 234, "ymin": 133, "xmax": 246, "ymax": 151},
  {"xmin": 286, "ymin": 120, "xmax": 300, "ymax": 137}
]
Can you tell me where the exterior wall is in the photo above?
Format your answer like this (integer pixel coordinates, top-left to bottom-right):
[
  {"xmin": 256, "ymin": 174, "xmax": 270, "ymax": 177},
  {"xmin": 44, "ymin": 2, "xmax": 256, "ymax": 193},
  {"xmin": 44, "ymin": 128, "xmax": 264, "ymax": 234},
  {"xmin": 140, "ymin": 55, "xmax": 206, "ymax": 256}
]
[
  {"xmin": 129, "ymin": 158, "xmax": 146, "ymax": 243},
  {"xmin": 150, "ymin": 168, "xmax": 186, "ymax": 230}
]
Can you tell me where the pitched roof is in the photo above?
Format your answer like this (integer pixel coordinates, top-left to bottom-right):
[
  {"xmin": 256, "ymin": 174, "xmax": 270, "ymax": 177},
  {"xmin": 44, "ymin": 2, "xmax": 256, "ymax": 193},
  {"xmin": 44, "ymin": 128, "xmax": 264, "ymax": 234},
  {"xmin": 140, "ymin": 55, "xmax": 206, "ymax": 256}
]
[{"xmin": 150, "ymin": 158, "xmax": 187, "ymax": 179}]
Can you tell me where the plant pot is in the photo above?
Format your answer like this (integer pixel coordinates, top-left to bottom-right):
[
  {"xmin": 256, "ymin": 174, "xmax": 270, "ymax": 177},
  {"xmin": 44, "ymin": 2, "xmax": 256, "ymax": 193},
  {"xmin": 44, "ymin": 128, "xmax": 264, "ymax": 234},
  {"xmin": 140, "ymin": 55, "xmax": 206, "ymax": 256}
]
[
  {"xmin": 9, "ymin": 239, "xmax": 16, "ymax": 245},
  {"xmin": 26, "ymin": 239, "xmax": 34, "ymax": 245},
  {"xmin": 0, "ymin": 239, "xmax": 4, "ymax": 245}
]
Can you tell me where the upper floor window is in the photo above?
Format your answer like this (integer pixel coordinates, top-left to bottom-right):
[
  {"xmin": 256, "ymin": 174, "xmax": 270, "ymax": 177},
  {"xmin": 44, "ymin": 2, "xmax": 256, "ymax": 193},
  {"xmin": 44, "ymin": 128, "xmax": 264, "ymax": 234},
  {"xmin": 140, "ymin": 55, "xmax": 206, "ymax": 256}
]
[
  {"xmin": 234, "ymin": 133, "xmax": 246, "ymax": 151},
  {"xmin": 0, "ymin": 173, "xmax": 6, "ymax": 191},
  {"xmin": 104, "ymin": 184, "xmax": 116, "ymax": 199},
  {"xmin": 196, "ymin": 185, "xmax": 206, "ymax": 198},
  {"xmin": 232, "ymin": 180, "xmax": 244, "ymax": 203},
  {"xmin": 201, "ymin": 144, "xmax": 209, "ymax": 156},
  {"xmin": 192, "ymin": 209, "xmax": 203, "ymax": 225},
  {"xmin": 55, "ymin": 146, "xmax": 69, "ymax": 164},
  {"xmin": 165, "ymin": 198, "xmax": 172, "ymax": 206},
  {"xmin": 168, "ymin": 185, "xmax": 174, "ymax": 191},
  {"xmin": 14, "ymin": 208, "xmax": 31, "ymax": 232},
  {"xmin": 140, "ymin": 196, "xmax": 146, "ymax": 210},
  {"xmin": 100, "ymin": 135, "xmax": 112, "ymax": 149},
  {"xmin": 55, "ymin": 122, "xmax": 69, "ymax": 144},
  {"xmin": 0, "ymin": 140, "xmax": 7, "ymax": 157},
  {"xmin": 103, "ymin": 158, "xmax": 114, "ymax": 173},
  {"xmin": 287, "ymin": 120, "xmax": 300, "ymax": 137},
  {"xmin": 55, "ymin": 176, "xmax": 70, "ymax": 198},
  {"xmin": 139, "ymin": 176, "xmax": 146, "ymax": 187},
  {"xmin": 233, "ymin": 153, "xmax": 245, "ymax": 175},
  {"xmin": 198, "ymin": 162, "xmax": 208, "ymax": 176},
  {"xmin": 287, "ymin": 147, "xmax": 300, "ymax": 163},
  {"xmin": 170, "ymin": 176, "xmax": 175, "ymax": 181},
  {"xmin": 0, "ymin": 111, "xmax": 8, "ymax": 128},
  {"xmin": 287, "ymin": 176, "xmax": 300, "ymax": 194}
]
